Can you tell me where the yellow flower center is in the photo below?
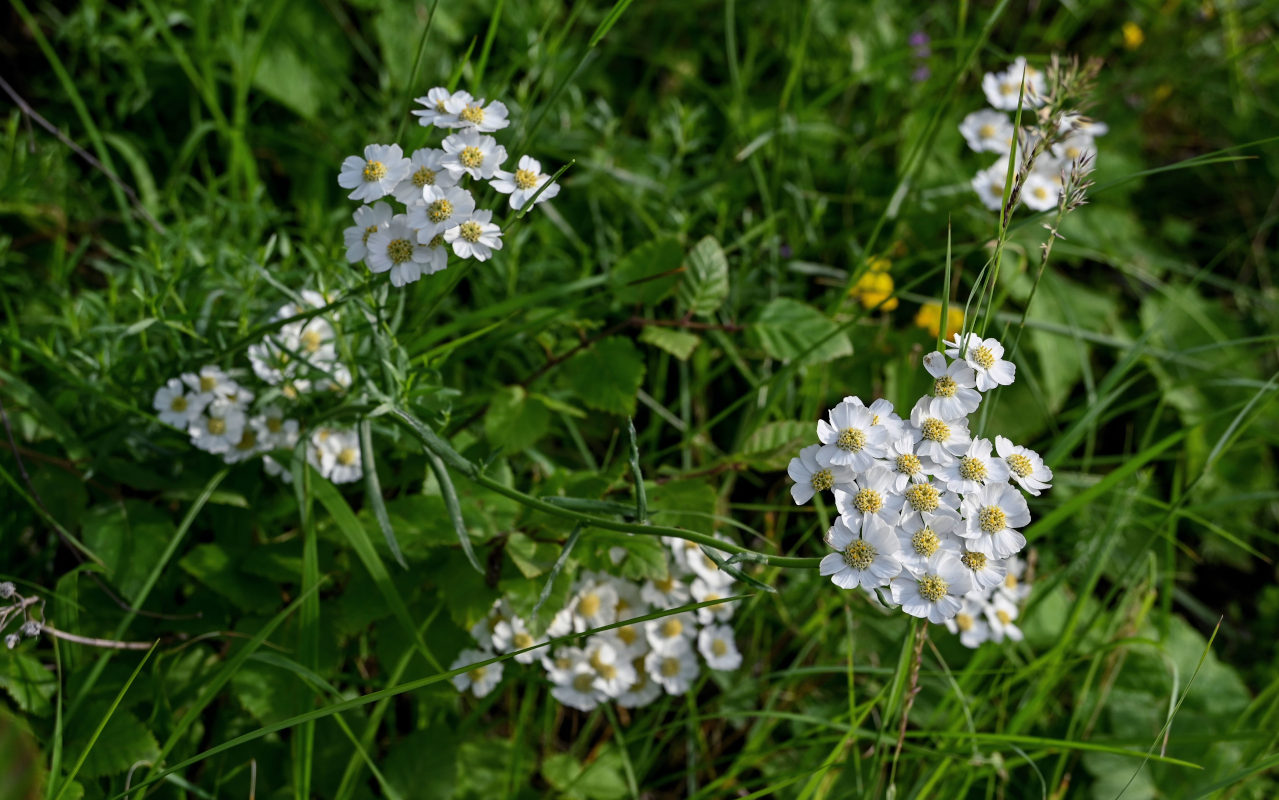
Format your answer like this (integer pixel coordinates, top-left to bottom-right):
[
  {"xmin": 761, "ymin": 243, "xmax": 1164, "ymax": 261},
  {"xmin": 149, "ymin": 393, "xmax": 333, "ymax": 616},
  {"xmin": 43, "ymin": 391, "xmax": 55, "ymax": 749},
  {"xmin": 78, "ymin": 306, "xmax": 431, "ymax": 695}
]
[
  {"xmin": 933, "ymin": 376, "xmax": 957, "ymax": 398},
  {"xmin": 921, "ymin": 418, "xmax": 949, "ymax": 442},
  {"xmin": 235, "ymin": 431, "xmax": 257, "ymax": 451},
  {"xmin": 956, "ymin": 612, "xmax": 974, "ymax": 632},
  {"xmin": 1007, "ymin": 453, "xmax": 1033, "ymax": 478},
  {"xmin": 514, "ymin": 168, "xmax": 539, "ymax": 190},
  {"xmin": 301, "ymin": 329, "xmax": 323, "ymax": 353},
  {"xmin": 458, "ymin": 221, "xmax": 483, "ymax": 243},
  {"xmin": 207, "ymin": 418, "xmax": 226, "ymax": 436},
  {"xmin": 972, "ymin": 345, "xmax": 996, "ymax": 369},
  {"xmin": 412, "ymin": 166, "xmax": 437, "ymax": 187},
  {"xmin": 1066, "ymin": 146, "xmax": 1081, "ymax": 159},
  {"xmin": 989, "ymin": 181, "xmax": 1005, "ymax": 198},
  {"xmin": 978, "ymin": 506, "xmax": 1007, "ymax": 533},
  {"xmin": 905, "ymin": 483, "xmax": 940, "ymax": 513},
  {"xmin": 895, "ymin": 453, "xmax": 922, "ymax": 475},
  {"xmin": 267, "ymin": 417, "xmax": 282, "ymax": 433},
  {"xmin": 1033, "ymin": 186, "xmax": 1049, "ymax": 201},
  {"xmin": 1005, "ymin": 573, "xmax": 1019, "ymax": 590},
  {"xmin": 427, "ymin": 233, "xmax": 445, "ymax": 249},
  {"xmin": 387, "ymin": 238, "xmax": 414, "ymax": 265},
  {"xmin": 837, "ymin": 427, "xmax": 866, "ymax": 452},
  {"xmin": 912, "ymin": 528, "xmax": 940, "ymax": 557},
  {"xmin": 337, "ymin": 447, "xmax": 358, "ymax": 466},
  {"xmin": 617, "ymin": 625, "xmax": 637, "ymax": 645},
  {"xmin": 468, "ymin": 665, "xmax": 487, "ymax": 682},
  {"xmin": 660, "ymin": 618, "xmax": 683, "ymax": 638},
  {"xmin": 843, "ymin": 539, "xmax": 876, "ymax": 570},
  {"xmin": 200, "ymin": 376, "xmax": 217, "ymax": 392},
  {"xmin": 597, "ymin": 662, "xmax": 617, "ymax": 680},
  {"xmin": 1000, "ymin": 81, "xmax": 1016, "ymax": 96},
  {"xmin": 578, "ymin": 592, "xmax": 600, "ymax": 618},
  {"xmin": 711, "ymin": 638, "xmax": 728, "ymax": 656},
  {"xmin": 918, "ymin": 575, "xmax": 949, "ymax": 602},
  {"xmin": 513, "ymin": 632, "xmax": 533, "ymax": 649},
  {"xmin": 428, "ymin": 199, "xmax": 454, "ymax": 223},
  {"xmin": 978, "ymin": 124, "xmax": 995, "ymax": 139},
  {"xmin": 996, "ymin": 609, "xmax": 1012, "ymax": 625},
  {"xmin": 169, "ymin": 396, "xmax": 187, "ymax": 412},
  {"xmin": 853, "ymin": 488, "xmax": 883, "ymax": 514},
  {"xmin": 959, "ymin": 456, "xmax": 987, "ymax": 482},
  {"xmin": 434, "ymin": 99, "xmax": 447, "ymax": 112},
  {"xmin": 660, "ymin": 657, "xmax": 681, "ymax": 677},
  {"xmin": 459, "ymin": 146, "xmax": 484, "ymax": 169},
  {"xmin": 459, "ymin": 104, "xmax": 485, "ymax": 124},
  {"xmin": 362, "ymin": 224, "xmax": 379, "ymax": 245},
  {"xmin": 961, "ymin": 551, "xmax": 987, "ymax": 571},
  {"xmin": 810, "ymin": 469, "xmax": 834, "ymax": 492},
  {"xmin": 362, "ymin": 160, "xmax": 387, "ymax": 182},
  {"xmin": 654, "ymin": 576, "xmax": 675, "ymax": 593},
  {"xmin": 573, "ymin": 672, "xmax": 595, "ymax": 692}
]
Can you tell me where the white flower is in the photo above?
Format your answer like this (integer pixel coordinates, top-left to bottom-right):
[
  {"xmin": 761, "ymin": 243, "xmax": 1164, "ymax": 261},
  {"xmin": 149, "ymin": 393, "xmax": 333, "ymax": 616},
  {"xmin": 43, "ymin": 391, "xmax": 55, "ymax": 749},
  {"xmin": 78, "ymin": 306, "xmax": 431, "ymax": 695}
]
[
  {"xmin": 491, "ymin": 155, "xmax": 560, "ymax": 209},
  {"xmin": 314, "ymin": 427, "xmax": 362, "ymax": 484},
  {"xmin": 690, "ymin": 577, "xmax": 735, "ymax": 625},
  {"xmin": 470, "ymin": 599, "xmax": 510, "ymax": 650},
  {"xmin": 571, "ymin": 580, "xmax": 619, "ymax": 632},
  {"xmin": 945, "ymin": 598, "xmax": 993, "ymax": 648},
  {"xmin": 816, "ymin": 398, "xmax": 888, "ymax": 471},
  {"xmin": 606, "ymin": 623, "xmax": 650, "ymax": 660},
  {"xmin": 392, "ymin": 148, "xmax": 458, "ymax": 205},
  {"xmin": 959, "ymin": 109, "xmax": 1015, "ymax": 153},
  {"xmin": 1051, "ymin": 132, "xmax": 1097, "ymax": 164},
  {"xmin": 611, "ymin": 577, "xmax": 650, "ymax": 621},
  {"xmin": 666, "ymin": 536, "xmax": 703, "ymax": 576},
  {"xmin": 188, "ymin": 399, "xmax": 246, "ymax": 455},
  {"xmin": 411, "ymin": 87, "xmax": 466, "ymax": 128},
  {"xmin": 995, "ymin": 435, "xmax": 1053, "ymax": 495},
  {"xmin": 881, "ymin": 435, "xmax": 933, "ymax": 492},
  {"xmin": 944, "ymin": 333, "xmax": 1016, "ymax": 391},
  {"xmin": 686, "ymin": 536, "xmax": 737, "ymax": 589},
  {"xmin": 697, "ymin": 624, "xmax": 742, "ymax": 671},
  {"xmin": 986, "ymin": 593, "xmax": 1024, "ymax": 643},
  {"xmin": 981, "ymin": 60, "xmax": 1046, "ymax": 111},
  {"xmin": 922, "ymin": 351, "xmax": 981, "ymax": 418},
  {"xmin": 343, "ymin": 201, "xmax": 394, "ymax": 264},
  {"xmin": 897, "ymin": 510, "xmax": 963, "ymax": 577},
  {"xmin": 221, "ymin": 417, "xmax": 266, "ymax": 464},
  {"xmin": 959, "ymin": 482, "xmax": 1030, "ymax": 558},
  {"xmin": 835, "ymin": 466, "xmax": 905, "ymax": 531},
  {"xmin": 552, "ymin": 662, "xmax": 605, "ymax": 711},
  {"xmin": 972, "ymin": 159, "xmax": 1011, "ymax": 211},
  {"xmin": 819, "ymin": 515, "xmax": 902, "ymax": 590},
  {"xmin": 640, "ymin": 574, "xmax": 690, "ymax": 609},
  {"xmin": 999, "ymin": 554, "xmax": 1033, "ymax": 603},
  {"xmin": 788, "ymin": 444, "xmax": 857, "ymax": 505},
  {"xmin": 366, "ymin": 216, "xmax": 432, "ymax": 287},
  {"xmin": 450, "ymin": 647, "xmax": 503, "ymax": 698},
  {"xmin": 935, "ymin": 438, "xmax": 1010, "ymax": 495},
  {"xmin": 541, "ymin": 645, "xmax": 584, "ymax": 684},
  {"xmin": 644, "ymin": 611, "xmax": 697, "ymax": 654},
  {"xmin": 897, "ymin": 481, "xmax": 959, "ymax": 527},
  {"xmin": 1021, "ymin": 170, "xmax": 1061, "ymax": 212},
  {"xmin": 338, "ymin": 144, "xmax": 411, "ymax": 203},
  {"xmin": 444, "ymin": 209, "xmax": 503, "ymax": 262},
  {"xmin": 154, "ymin": 377, "xmax": 205, "ymax": 428},
  {"xmin": 492, "ymin": 617, "xmax": 542, "ymax": 664},
  {"xmin": 1058, "ymin": 113, "xmax": 1108, "ymax": 138},
  {"xmin": 444, "ymin": 94, "xmax": 510, "ymax": 132},
  {"xmin": 408, "ymin": 185, "xmax": 476, "ymax": 240},
  {"xmin": 585, "ymin": 638, "xmax": 637, "ymax": 697},
  {"xmin": 908, "ymin": 397, "xmax": 972, "ymax": 466},
  {"xmin": 866, "ymin": 397, "xmax": 908, "ymax": 442},
  {"xmin": 617, "ymin": 658, "xmax": 663, "ymax": 708},
  {"xmin": 441, "ymin": 129, "xmax": 507, "ymax": 180},
  {"xmin": 182, "ymin": 365, "xmax": 237, "ymax": 403},
  {"xmin": 252, "ymin": 406, "xmax": 299, "ymax": 452},
  {"xmin": 262, "ymin": 455, "xmax": 293, "ymax": 483},
  {"xmin": 956, "ymin": 546, "xmax": 1006, "ymax": 593},
  {"xmin": 645, "ymin": 640, "xmax": 700, "ymax": 694},
  {"xmin": 891, "ymin": 554, "xmax": 969, "ymax": 623}
]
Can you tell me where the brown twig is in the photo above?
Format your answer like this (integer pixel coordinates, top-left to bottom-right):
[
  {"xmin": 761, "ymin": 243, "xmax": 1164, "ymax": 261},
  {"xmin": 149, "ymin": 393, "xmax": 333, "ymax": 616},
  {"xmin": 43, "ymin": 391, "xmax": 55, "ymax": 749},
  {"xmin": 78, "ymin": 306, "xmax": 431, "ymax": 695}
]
[
  {"xmin": 42, "ymin": 623, "xmax": 155, "ymax": 650},
  {"xmin": 890, "ymin": 620, "xmax": 930, "ymax": 783}
]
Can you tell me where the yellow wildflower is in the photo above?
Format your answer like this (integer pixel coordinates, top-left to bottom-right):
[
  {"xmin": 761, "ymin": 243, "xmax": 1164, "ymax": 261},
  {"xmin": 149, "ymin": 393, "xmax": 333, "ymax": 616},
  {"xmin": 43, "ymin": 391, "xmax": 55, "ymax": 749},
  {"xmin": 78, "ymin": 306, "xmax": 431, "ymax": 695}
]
[
  {"xmin": 866, "ymin": 256, "xmax": 892, "ymax": 274},
  {"xmin": 1122, "ymin": 22, "xmax": 1144, "ymax": 50},
  {"xmin": 850, "ymin": 270, "xmax": 898, "ymax": 311},
  {"xmin": 914, "ymin": 302, "xmax": 964, "ymax": 339}
]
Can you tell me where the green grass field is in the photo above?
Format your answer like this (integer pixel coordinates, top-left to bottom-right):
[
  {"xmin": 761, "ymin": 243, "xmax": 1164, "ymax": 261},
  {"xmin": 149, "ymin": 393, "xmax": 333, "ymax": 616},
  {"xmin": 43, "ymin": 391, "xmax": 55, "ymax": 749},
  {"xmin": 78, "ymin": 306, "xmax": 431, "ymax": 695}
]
[{"xmin": 3, "ymin": 1, "xmax": 1279, "ymax": 798}]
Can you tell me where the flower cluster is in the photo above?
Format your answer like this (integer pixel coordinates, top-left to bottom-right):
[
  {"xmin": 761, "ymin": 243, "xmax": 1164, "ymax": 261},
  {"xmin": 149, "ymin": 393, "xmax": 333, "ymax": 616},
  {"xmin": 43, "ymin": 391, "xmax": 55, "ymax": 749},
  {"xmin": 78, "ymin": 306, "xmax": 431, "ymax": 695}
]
[
  {"xmin": 787, "ymin": 333, "xmax": 1053, "ymax": 642},
  {"xmin": 340, "ymin": 88, "xmax": 561, "ymax": 287},
  {"xmin": 151, "ymin": 293, "xmax": 363, "ymax": 485},
  {"xmin": 961, "ymin": 56, "xmax": 1107, "ymax": 213},
  {"xmin": 450, "ymin": 536, "xmax": 742, "ymax": 707}
]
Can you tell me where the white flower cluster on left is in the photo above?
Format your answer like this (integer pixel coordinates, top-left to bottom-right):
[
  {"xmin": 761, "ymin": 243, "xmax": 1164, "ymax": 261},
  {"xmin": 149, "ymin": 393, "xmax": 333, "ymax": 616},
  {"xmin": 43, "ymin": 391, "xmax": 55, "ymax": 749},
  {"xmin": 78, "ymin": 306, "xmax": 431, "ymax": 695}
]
[
  {"xmin": 340, "ymin": 88, "xmax": 561, "ymax": 287},
  {"xmin": 152, "ymin": 291, "xmax": 363, "ymax": 485},
  {"xmin": 451, "ymin": 536, "xmax": 743, "ymax": 706},
  {"xmin": 788, "ymin": 333, "xmax": 1053, "ymax": 643}
]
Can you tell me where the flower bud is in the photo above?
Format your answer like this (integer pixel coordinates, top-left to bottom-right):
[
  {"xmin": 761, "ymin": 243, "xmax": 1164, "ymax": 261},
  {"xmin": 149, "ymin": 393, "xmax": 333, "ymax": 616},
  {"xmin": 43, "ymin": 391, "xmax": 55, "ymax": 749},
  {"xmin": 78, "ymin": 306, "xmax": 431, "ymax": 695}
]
[
  {"xmin": 0, "ymin": 582, "xmax": 15, "ymax": 599},
  {"xmin": 19, "ymin": 621, "xmax": 42, "ymax": 638},
  {"xmin": 4, "ymin": 634, "xmax": 19, "ymax": 650}
]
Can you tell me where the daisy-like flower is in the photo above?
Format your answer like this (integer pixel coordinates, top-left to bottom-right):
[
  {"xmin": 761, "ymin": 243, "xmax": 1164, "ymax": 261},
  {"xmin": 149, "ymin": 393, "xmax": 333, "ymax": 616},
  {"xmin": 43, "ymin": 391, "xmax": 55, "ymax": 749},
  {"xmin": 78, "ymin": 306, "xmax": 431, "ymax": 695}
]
[
  {"xmin": 189, "ymin": 399, "xmax": 247, "ymax": 455},
  {"xmin": 999, "ymin": 554, "xmax": 1033, "ymax": 602},
  {"xmin": 444, "ymin": 209, "xmax": 503, "ymax": 262},
  {"xmin": 183, "ymin": 365, "xmax": 236, "ymax": 403},
  {"xmin": 945, "ymin": 598, "xmax": 993, "ymax": 648},
  {"xmin": 666, "ymin": 536, "xmax": 703, "ymax": 576},
  {"xmin": 690, "ymin": 577, "xmax": 736, "ymax": 625},
  {"xmin": 392, "ymin": 148, "xmax": 458, "ymax": 205},
  {"xmin": 605, "ymin": 623, "xmax": 649, "ymax": 661},
  {"xmin": 1021, "ymin": 170, "xmax": 1061, "ymax": 212},
  {"xmin": 981, "ymin": 61, "xmax": 1046, "ymax": 111},
  {"xmin": 552, "ymin": 661, "xmax": 605, "ymax": 711},
  {"xmin": 491, "ymin": 155, "xmax": 561, "ymax": 209},
  {"xmin": 408, "ymin": 185, "xmax": 476, "ymax": 240},
  {"xmin": 611, "ymin": 577, "xmax": 650, "ymax": 621},
  {"xmin": 640, "ymin": 574, "xmax": 690, "ymax": 609},
  {"xmin": 881, "ymin": 435, "xmax": 933, "ymax": 492},
  {"xmin": 444, "ymin": 94, "xmax": 510, "ymax": 133},
  {"xmin": 411, "ymin": 87, "xmax": 466, "ymax": 128},
  {"xmin": 586, "ymin": 639, "xmax": 638, "ymax": 697},
  {"xmin": 955, "ymin": 546, "xmax": 1006, "ymax": 593},
  {"xmin": 816, "ymin": 398, "xmax": 888, "ymax": 471},
  {"xmin": 788, "ymin": 444, "xmax": 857, "ymax": 505},
  {"xmin": 644, "ymin": 611, "xmax": 697, "ymax": 654},
  {"xmin": 835, "ymin": 466, "xmax": 905, "ymax": 531},
  {"xmin": 819, "ymin": 515, "xmax": 902, "ymax": 590},
  {"xmin": 972, "ymin": 159, "xmax": 1011, "ymax": 211},
  {"xmin": 221, "ymin": 420, "xmax": 265, "ymax": 464},
  {"xmin": 1052, "ymin": 132, "xmax": 1097, "ymax": 165},
  {"xmin": 470, "ymin": 599, "xmax": 511, "ymax": 651},
  {"xmin": 541, "ymin": 645, "xmax": 584, "ymax": 685},
  {"xmin": 645, "ymin": 640, "xmax": 700, "ymax": 694},
  {"xmin": 958, "ymin": 109, "xmax": 1015, "ymax": 154},
  {"xmin": 897, "ymin": 509, "xmax": 962, "ymax": 577},
  {"xmin": 867, "ymin": 397, "xmax": 908, "ymax": 442},
  {"xmin": 686, "ymin": 536, "xmax": 737, "ymax": 589},
  {"xmin": 909, "ymin": 397, "xmax": 972, "ymax": 466},
  {"xmin": 995, "ymin": 435, "xmax": 1053, "ymax": 495},
  {"xmin": 617, "ymin": 658, "xmax": 663, "ymax": 708},
  {"xmin": 571, "ymin": 580, "xmax": 619, "ymax": 632},
  {"xmin": 922, "ymin": 351, "xmax": 981, "ymax": 418},
  {"xmin": 342, "ymin": 201, "xmax": 394, "ymax": 264},
  {"xmin": 441, "ymin": 130, "xmax": 507, "ymax": 180},
  {"xmin": 338, "ymin": 144, "xmax": 411, "ymax": 203},
  {"xmin": 986, "ymin": 593, "xmax": 1025, "ymax": 643},
  {"xmin": 253, "ymin": 406, "xmax": 300, "ymax": 452},
  {"xmin": 450, "ymin": 648, "xmax": 503, "ymax": 698},
  {"xmin": 366, "ymin": 216, "xmax": 432, "ymax": 287},
  {"xmin": 154, "ymin": 378, "xmax": 205, "ymax": 428},
  {"xmin": 960, "ymin": 482, "xmax": 1030, "ymax": 558},
  {"xmin": 897, "ymin": 481, "xmax": 959, "ymax": 527},
  {"xmin": 492, "ymin": 616, "xmax": 542, "ymax": 664},
  {"xmin": 944, "ymin": 333, "xmax": 1016, "ymax": 392},
  {"xmin": 698, "ymin": 625, "xmax": 742, "ymax": 671},
  {"xmin": 935, "ymin": 438, "xmax": 1011, "ymax": 495},
  {"xmin": 316, "ymin": 427, "xmax": 362, "ymax": 484},
  {"xmin": 891, "ymin": 554, "xmax": 969, "ymax": 623}
]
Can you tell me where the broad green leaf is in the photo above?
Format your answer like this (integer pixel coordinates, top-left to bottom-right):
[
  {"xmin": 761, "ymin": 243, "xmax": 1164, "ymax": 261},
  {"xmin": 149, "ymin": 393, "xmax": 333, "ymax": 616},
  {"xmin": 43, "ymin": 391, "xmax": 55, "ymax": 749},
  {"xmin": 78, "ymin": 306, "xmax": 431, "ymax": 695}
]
[
  {"xmin": 179, "ymin": 544, "xmax": 281, "ymax": 611},
  {"xmin": 542, "ymin": 749, "xmax": 630, "ymax": 800},
  {"xmin": 79, "ymin": 500, "xmax": 175, "ymax": 604},
  {"xmin": 62, "ymin": 708, "xmax": 160, "ymax": 780},
  {"xmin": 676, "ymin": 236, "xmax": 730, "ymax": 317},
  {"xmin": 638, "ymin": 325, "xmax": 701, "ymax": 360},
  {"xmin": 0, "ymin": 709, "xmax": 44, "ymax": 800},
  {"xmin": 384, "ymin": 730, "xmax": 458, "ymax": 800},
  {"xmin": 648, "ymin": 479, "xmax": 718, "ymax": 535},
  {"xmin": 577, "ymin": 532, "xmax": 668, "ymax": 582},
  {"xmin": 747, "ymin": 298, "xmax": 853, "ymax": 364},
  {"xmin": 563, "ymin": 337, "xmax": 647, "ymax": 416},
  {"xmin": 609, "ymin": 236, "xmax": 683, "ymax": 305},
  {"xmin": 484, "ymin": 385, "xmax": 551, "ymax": 453},
  {"xmin": 0, "ymin": 653, "xmax": 56, "ymax": 717},
  {"xmin": 231, "ymin": 662, "xmax": 310, "ymax": 726},
  {"xmin": 505, "ymin": 532, "xmax": 561, "ymax": 578}
]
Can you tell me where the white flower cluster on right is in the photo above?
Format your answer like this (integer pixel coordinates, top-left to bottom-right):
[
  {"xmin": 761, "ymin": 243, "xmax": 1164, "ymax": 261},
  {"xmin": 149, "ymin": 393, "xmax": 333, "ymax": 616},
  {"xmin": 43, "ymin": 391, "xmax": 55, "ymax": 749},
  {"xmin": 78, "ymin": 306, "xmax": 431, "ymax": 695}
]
[
  {"xmin": 788, "ymin": 333, "xmax": 1053, "ymax": 645},
  {"xmin": 450, "ymin": 535, "xmax": 742, "ymax": 706},
  {"xmin": 961, "ymin": 56, "xmax": 1107, "ymax": 212}
]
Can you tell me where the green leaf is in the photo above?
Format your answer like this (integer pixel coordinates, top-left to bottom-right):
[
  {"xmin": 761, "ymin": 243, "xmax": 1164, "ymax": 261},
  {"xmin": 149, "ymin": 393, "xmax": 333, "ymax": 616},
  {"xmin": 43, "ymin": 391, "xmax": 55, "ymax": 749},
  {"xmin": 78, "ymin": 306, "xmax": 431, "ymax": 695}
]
[
  {"xmin": 484, "ymin": 386, "xmax": 551, "ymax": 453},
  {"xmin": 577, "ymin": 532, "xmax": 668, "ymax": 582},
  {"xmin": 0, "ymin": 709, "xmax": 45, "ymax": 800},
  {"xmin": 179, "ymin": 544, "xmax": 281, "ymax": 611},
  {"xmin": 230, "ymin": 662, "xmax": 310, "ymax": 726},
  {"xmin": 0, "ymin": 653, "xmax": 57, "ymax": 717},
  {"xmin": 609, "ymin": 236, "xmax": 683, "ymax": 304},
  {"xmin": 79, "ymin": 500, "xmax": 175, "ymax": 604},
  {"xmin": 542, "ymin": 750, "xmax": 630, "ymax": 800},
  {"xmin": 739, "ymin": 420, "xmax": 813, "ymax": 470},
  {"xmin": 747, "ymin": 298, "xmax": 853, "ymax": 364},
  {"xmin": 648, "ymin": 479, "xmax": 718, "ymax": 535},
  {"xmin": 676, "ymin": 236, "xmax": 730, "ymax": 317},
  {"xmin": 638, "ymin": 325, "xmax": 701, "ymax": 360},
  {"xmin": 62, "ymin": 708, "xmax": 160, "ymax": 781},
  {"xmin": 563, "ymin": 337, "xmax": 647, "ymax": 416},
  {"xmin": 505, "ymin": 532, "xmax": 561, "ymax": 578},
  {"xmin": 384, "ymin": 730, "xmax": 458, "ymax": 800}
]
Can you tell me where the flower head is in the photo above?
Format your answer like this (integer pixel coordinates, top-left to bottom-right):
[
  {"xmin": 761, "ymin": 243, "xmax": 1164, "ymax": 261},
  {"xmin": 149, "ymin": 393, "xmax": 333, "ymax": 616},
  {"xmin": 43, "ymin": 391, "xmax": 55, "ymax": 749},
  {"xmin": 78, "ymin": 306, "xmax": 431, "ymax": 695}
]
[
  {"xmin": 408, "ymin": 185, "xmax": 477, "ymax": 240},
  {"xmin": 698, "ymin": 624, "xmax": 742, "ymax": 671},
  {"xmin": 491, "ymin": 155, "xmax": 561, "ymax": 209},
  {"xmin": 443, "ymin": 95, "xmax": 510, "ymax": 133},
  {"xmin": 154, "ymin": 377, "xmax": 206, "ymax": 428},
  {"xmin": 944, "ymin": 333, "xmax": 1016, "ymax": 391},
  {"xmin": 819, "ymin": 515, "xmax": 902, "ymax": 590},
  {"xmin": 959, "ymin": 482, "xmax": 1030, "ymax": 558},
  {"xmin": 444, "ymin": 209, "xmax": 504, "ymax": 261},
  {"xmin": 366, "ymin": 216, "xmax": 432, "ymax": 287},
  {"xmin": 450, "ymin": 647, "xmax": 503, "ymax": 698},
  {"xmin": 922, "ymin": 351, "xmax": 981, "ymax": 418},
  {"xmin": 392, "ymin": 148, "xmax": 458, "ymax": 204},
  {"xmin": 816, "ymin": 398, "xmax": 888, "ymax": 471},
  {"xmin": 788, "ymin": 444, "xmax": 857, "ymax": 505},
  {"xmin": 995, "ymin": 436, "xmax": 1053, "ymax": 495},
  {"xmin": 338, "ymin": 144, "xmax": 411, "ymax": 203},
  {"xmin": 959, "ymin": 109, "xmax": 1015, "ymax": 154},
  {"xmin": 890, "ymin": 554, "xmax": 969, "ymax": 623},
  {"xmin": 441, "ymin": 129, "xmax": 507, "ymax": 180},
  {"xmin": 412, "ymin": 87, "xmax": 467, "ymax": 128}
]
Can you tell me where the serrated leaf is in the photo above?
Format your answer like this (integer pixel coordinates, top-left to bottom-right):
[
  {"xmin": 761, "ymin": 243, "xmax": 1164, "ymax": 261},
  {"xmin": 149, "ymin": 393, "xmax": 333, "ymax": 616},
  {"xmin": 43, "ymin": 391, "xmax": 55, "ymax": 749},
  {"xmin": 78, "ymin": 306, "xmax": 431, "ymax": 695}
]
[
  {"xmin": 484, "ymin": 386, "xmax": 551, "ymax": 453},
  {"xmin": 505, "ymin": 532, "xmax": 561, "ymax": 578},
  {"xmin": 609, "ymin": 236, "xmax": 684, "ymax": 304},
  {"xmin": 230, "ymin": 661, "xmax": 309, "ymax": 726},
  {"xmin": 0, "ymin": 654, "xmax": 57, "ymax": 717},
  {"xmin": 748, "ymin": 297, "xmax": 853, "ymax": 364},
  {"xmin": 677, "ymin": 236, "xmax": 730, "ymax": 317},
  {"xmin": 80, "ymin": 500, "xmax": 174, "ymax": 604},
  {"xmin": 63, "ymin": 708, "xmax": 160, "ymax": 780},
  {"xmin": 638, "ymin": 325, "xmax": 701, "ymax": 360},
  {"xmin": 385, "ymin": 730, "xmax": 458, "ymax": 800},
  {"xmin": 563, "ymin": 337, "xmax": 647, "ymax": 416},
  {"xmin": 578, "ymin": 532, "xmax": 668, "ymax": 582},
  {"xmin": 542, "ymin": 749, "xmax": 630, "ymax": 800},
  {"xmin": 648, "ymin": 480, "xmax": 718, "ymax": 535}
]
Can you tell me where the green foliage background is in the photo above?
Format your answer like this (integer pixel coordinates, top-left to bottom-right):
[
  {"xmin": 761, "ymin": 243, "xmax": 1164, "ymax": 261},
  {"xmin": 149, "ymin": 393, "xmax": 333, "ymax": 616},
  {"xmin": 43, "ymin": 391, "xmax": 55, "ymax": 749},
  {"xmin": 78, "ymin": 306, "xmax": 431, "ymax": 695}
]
[{"xmin": 2, "ymin": 0, "xmax": 1278, "ymax": 798}]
